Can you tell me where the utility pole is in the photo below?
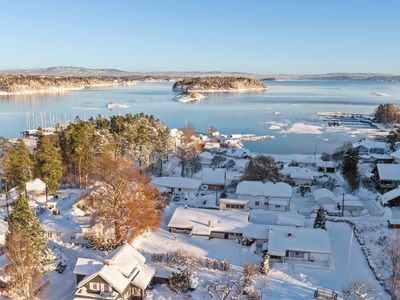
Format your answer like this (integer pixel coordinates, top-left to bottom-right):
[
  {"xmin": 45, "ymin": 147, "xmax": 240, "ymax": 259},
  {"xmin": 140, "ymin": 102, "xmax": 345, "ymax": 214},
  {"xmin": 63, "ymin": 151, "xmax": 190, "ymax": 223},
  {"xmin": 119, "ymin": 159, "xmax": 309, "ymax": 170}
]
[{"xmin": 342, "ymin": 193, "xmax": 345, "ymax": 217}]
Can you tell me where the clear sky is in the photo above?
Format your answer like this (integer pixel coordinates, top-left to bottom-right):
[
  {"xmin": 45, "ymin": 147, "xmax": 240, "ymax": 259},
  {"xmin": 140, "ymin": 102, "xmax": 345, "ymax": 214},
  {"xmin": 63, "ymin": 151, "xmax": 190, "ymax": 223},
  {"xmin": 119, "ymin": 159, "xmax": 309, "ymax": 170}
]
[{"xmin": 0, "ymin": 0, "xmax": 399, "ymax": 74}]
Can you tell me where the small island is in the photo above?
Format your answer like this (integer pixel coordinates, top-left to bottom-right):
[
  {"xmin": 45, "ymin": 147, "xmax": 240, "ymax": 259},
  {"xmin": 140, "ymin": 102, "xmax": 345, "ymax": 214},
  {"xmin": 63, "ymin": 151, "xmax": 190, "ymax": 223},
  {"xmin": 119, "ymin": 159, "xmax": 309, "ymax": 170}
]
[
  {"xmin": 173, "ymin": 90, "xmax": 205, "ymax": 103},
  {"xmin": 172, "ymin": 76, "xmax": 267, "ymax": 92}
]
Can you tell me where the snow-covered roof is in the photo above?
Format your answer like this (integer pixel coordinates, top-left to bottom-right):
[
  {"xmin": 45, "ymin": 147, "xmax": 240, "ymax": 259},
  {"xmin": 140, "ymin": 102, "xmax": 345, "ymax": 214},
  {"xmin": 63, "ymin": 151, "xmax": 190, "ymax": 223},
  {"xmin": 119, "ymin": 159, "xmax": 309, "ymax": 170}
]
[
  {"xmin": 314, "ymin": 189, "xmax": 338, "ymax": 202},
  {"xmin": 170, "ymin": 128, "xmax": 182, "ymax": 137},
  {"xmin": 236, "ymin": 181, "xmax": 292, "ymax": 198},
  {"xmin": 276, "ymin": 213, "xmax": 305, "ymax": 227},
  {"xmin": 268, "ymin": 198, "xmax": 289, "ymax": 206},
  {"xmin": 390, "ymin": 149, "xmax": 400, "ymax": 160},
  {"xmin": 75, "ymin": 244, "xmax": 153, "ymax": 293},
  {"xmin": 316, "ymin": 160, "xmax": 338, "ymax": 168},
  {"xmin": 267, "ymin": 226, "xmax": 331, "ymax": 256},
  {"xmin": 225, "ymin": 171, "xmax": 242, "ymax": 181},
  {"xmin": 290, "ymin": 168, "xmax": 315, "ymax": 180},
  {"xmin": 152, "ymin": 177, "xmax": 201, "ymax": 190},
  {"xmin": 41, "ymin": 207, "xmax": 88, "ymax": 233},
  {"xmin": 200, "ymin": 152, "xmax": 214, "ymax": 159},
  {"xmin": 371, "ymin": 154, "xmax": 394, "ymax": 160},
  {"xmin": 242, "ymin": 223, "xmax": 269, "ymax": 239},
  {"xmin": 204, "ymin": 142, "xmax": 220, "ymax": 149},
  {"xmin": 280, "ymin": 166, "xmax": 298, "ymax": 176},
  {"xmin": 388, "ymin": 219, "xmax": 400, "ymax": 225},
  {"xmin": 26, "ymin": 178, "xmax": 45, "ymax": 191},
  {"xmin": 353, "ymin": 139, "xmax": 387, "ymax": 150},
  {"xmin": 380, "ymin": 187, "xmax": 400, "ymax": 204},
  {"xmin": 219, "ymin": 199, "xmax": 248, "ymax": 205},
  {"xmin": 202, "ymin": 168, "xmax": 225, "ymax": 185},
  {"xmin": 375, "ymin": 164, "xmax": 400, "ymax": 181},
  {"xmin": 168, "ymin": 206, "xmax": 249, "ymax": 234},
  {"xmin": 297, "ymin": 156, "xmax": 319, "ymax": 164}
]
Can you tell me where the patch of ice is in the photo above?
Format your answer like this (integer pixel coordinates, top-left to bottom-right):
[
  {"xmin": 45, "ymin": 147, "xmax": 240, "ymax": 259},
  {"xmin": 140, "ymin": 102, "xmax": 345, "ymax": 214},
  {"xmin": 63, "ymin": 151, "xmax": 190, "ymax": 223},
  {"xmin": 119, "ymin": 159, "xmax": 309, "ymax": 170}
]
[
  {"xmin": 106, "ymin": 103, "xmax": 130, "ymax": 109},
  {"xmin": 371, "ymin": 92, "xmax": 390, "ymax": 97},
  {"xmin": 269, "ymin": 125, "xmax": 281, "ymax": 130},
  {"xmin": 323, "ymin": 139, "xmax": 329, "ymax": 141},
  {"xmin": 279, "ymin": 123, "xmax": 323, "ymax": 135}
]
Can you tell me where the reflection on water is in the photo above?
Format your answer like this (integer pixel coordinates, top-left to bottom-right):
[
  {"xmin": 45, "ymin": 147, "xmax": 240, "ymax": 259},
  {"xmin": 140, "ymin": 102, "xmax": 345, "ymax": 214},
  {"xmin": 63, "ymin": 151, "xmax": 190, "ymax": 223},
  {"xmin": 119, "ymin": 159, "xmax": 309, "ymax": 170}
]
[{"xmin": 0, "ymin": 81, "xmax": 399, "ymax": 154}]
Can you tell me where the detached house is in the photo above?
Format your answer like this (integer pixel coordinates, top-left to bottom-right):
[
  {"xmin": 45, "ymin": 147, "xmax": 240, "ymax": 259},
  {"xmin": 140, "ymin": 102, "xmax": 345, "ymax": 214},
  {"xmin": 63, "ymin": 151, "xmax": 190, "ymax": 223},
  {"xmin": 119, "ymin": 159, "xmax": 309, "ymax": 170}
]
[
  {"xmin": 236, "ymin": 181, "xmax": 292, "ymax": 211},
  {"xmin": 371, "ymin": 164, "xmax": 400, "ymax": 193},
  {"xmin": 353, "ymin": 139, "xmax": 387, "ymax": 155},
  {"xmin": 73, "ymin": 243, "xmax": 155, "ymax": 300}
]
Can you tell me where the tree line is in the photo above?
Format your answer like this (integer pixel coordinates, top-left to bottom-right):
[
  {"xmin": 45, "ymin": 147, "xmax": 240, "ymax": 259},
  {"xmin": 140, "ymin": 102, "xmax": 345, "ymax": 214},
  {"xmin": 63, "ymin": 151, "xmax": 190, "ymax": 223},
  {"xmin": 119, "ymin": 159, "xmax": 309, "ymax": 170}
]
[{"xmin": 173, "ymin": 76, "xmax": 267, "ymax": 91}]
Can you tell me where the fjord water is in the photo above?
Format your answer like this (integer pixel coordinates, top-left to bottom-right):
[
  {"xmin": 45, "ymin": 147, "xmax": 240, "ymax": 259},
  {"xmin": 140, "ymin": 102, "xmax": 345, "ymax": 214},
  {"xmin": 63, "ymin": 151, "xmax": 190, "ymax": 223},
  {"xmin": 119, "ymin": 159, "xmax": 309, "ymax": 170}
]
[{"xmin": 0, "ymin": 80, "xmax": 399, "ymax": 155}]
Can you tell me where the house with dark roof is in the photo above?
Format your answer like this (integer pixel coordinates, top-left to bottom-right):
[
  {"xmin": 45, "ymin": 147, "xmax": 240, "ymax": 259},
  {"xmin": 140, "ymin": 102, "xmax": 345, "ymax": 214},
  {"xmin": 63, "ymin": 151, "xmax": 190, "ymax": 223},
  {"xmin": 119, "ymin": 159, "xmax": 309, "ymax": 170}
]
[
  {"xmin": 73, "ymin": 243, "xmax": 155, "ymax": 300},
  {"xmin": 371, "ymin": 164, "xmax": 400, "ymax": 193}
]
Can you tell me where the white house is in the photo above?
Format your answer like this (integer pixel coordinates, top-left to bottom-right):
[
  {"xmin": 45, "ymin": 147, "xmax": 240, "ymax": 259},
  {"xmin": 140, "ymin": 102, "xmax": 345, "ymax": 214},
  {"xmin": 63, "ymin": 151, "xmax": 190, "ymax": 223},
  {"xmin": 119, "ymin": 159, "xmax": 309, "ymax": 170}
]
[
  {"xmin": 316, "ymin": 160, "xmax": 338, "ymax": 173},
  {"xmin": 151, "ymin": 177, "xmax": 201, "ymax": 195},
  {"xmin": 200, "ymin": 152, "xmax": 214, "ymax": 165},
  {"xmin": 314, "ymin": 189, "xmax": 363, "ymax": 211},
  {"xmin": 219, "ymin": 199, "xmax": 249, "ymax": 212},
  {"xmin": 202, "ymin": 167, "xmax": 225, "ymax": 188},
  {"xmin": 289, "ymin": 168, "xmax": 315, "ymax": 185},
  {"xmin": 73, "ymin": 243, "xmax": 155, "ymax": 300},
  {"xmin": 26, "ymin": 178, "xmax": 46, "ymax": 197},
  {"xmin": 297, "ymin": 156, "xmax": 319, "ymax": 168},
  {"xmin": 266, "ymin": 226, "xmax": 331, "ymax": 263},
  {"xmin": 236, "ymin": 181, "xmax": 292, "ymax": 211},
  {"xmin": 353, "ymin": 139, "xmax": 387, "ymax": 155},
  {"xmin": 204, "ymin": 142, "xmax": 221, "ymax": 152},
  {"xmin": 41, "ymin": 207, "xmax": 90, "ymax": 245}
]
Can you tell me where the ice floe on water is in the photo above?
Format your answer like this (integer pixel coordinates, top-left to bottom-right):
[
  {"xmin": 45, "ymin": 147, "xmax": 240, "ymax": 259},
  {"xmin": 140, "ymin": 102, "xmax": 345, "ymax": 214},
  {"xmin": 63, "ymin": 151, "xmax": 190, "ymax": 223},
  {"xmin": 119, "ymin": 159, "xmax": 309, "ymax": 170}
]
[
  {"xmin": 371, "ymin": 92, "xmax": 390, "ymax": 96},
  {"xmin": 269, "ymin": 125, "xmax": 281, "ymax": 130},
  {"xmin": 279, "ymin": 123, "xmax": 323, "ymax": 134},
  {"xmin": 323, "ymin": 139, "xmax": 329, "ymax": 141},
  {"xmin": 106, "ymin": 102, "xmax": 131, "ymax": 109}
]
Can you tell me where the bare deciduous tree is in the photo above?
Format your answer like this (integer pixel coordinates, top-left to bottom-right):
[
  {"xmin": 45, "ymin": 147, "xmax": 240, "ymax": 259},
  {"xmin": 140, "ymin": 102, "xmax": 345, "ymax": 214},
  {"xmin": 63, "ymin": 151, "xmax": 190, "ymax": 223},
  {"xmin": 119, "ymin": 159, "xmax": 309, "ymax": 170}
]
[
  {"xmin": 381, "ymin": 230, "xmax": 400, "ymax": 299},
  {"xmin": 204, "ymin": 270, "xmax": 242, "ymax": 300},
  {"xmin": 342, "ymin": 279, "xmax": 382, "ymax": 300}
]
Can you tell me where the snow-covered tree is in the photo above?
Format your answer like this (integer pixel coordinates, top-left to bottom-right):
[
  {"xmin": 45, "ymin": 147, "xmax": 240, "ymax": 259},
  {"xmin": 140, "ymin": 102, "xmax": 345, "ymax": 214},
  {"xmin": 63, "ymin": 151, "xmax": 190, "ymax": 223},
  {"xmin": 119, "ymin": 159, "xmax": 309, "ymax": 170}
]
[
  {"xmin": 177, "ymin": 124, "xmax": 200, "ymax": 178},
  {"xmin": 241, "ymin": 155, "xmax": 280, "ymax": 182},
  {"xmin": 204, "ymin": 270, "xmax": 242, "ymax": 300},
  {"xmin": 260, "ymin": 253, "xmax": 270, "ymax": 274},
  {"xmin": 169, "ymin": 266, "xmax": 191, "ymax": 293},
  {"xmin": 381, "ymin": 230, "xmax": 400, "ymax": 299},
  {"xmin": 241, "ymin": 262, "xmax": 259, "ymax": 295},
  {"xmin": 0, "ymin": 136, "xmax": 12, "ymax": 218},
  {"xmin": 342, "ymin": 279, "xmax": 382, "ymax": 300},
  {"xmin": 342, "ymin": 148, "xmax": 360, "ymax": 192},
  {"xmin": 313, "ymin": 207, "xmax": 327, "ymax": 230}
]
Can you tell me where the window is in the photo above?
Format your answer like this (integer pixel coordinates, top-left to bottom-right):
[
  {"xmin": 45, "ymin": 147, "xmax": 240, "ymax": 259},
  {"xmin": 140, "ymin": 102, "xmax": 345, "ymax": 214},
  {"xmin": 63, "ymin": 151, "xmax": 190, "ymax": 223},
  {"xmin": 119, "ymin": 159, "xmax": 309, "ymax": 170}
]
[
  {"xmin": 108, "ymin": 285, "xmax": 113, "ymax": 292},
  {"xmin": 275, "ymin": 205, "xmax": 281, "ymax": 208},
  {"xmin": 264, "ymin": 202, "xmax": 268, "ymax": 205},
  {"xmin": 71, "ymin": 236, "xmax": 75, "ymax": 240},
  {"xmin": 235, "ymin": 233, "xmax": 242, "ymax": 236},
  {"xmin": 289, "ymin": 252, "xmax": 305, "ymax": 259},
  {"xmin": 255, "ymin": 201, "xmax": 259, "ymax": 206},
  {"xmin": 48, "ymin": 233, "xmax": 52, "ymax": 238},
  {"xmin": 226, "ymin": 204, "xmax": 231, "ymax": 208},
  {"xmin": 133, "ymin": 288, "xmax": 140, "ymax": 295},
  {"xmin": 229, "ymin": 232, "xmax": 234, "ymax": 236},
  {"xmin": 90, "ymin": 282, "xmax": 100, "ymax": 291},
  {"xmin": 56, "ymin": 232, "xmax": 61, "ymax": 237},
  {"xmin": 178, "ymin": 188, "xmax": 181, "ymax": 192},
  {"xmin": 239, "ymin": 205, "xmax": 244, "ymax": 209}
]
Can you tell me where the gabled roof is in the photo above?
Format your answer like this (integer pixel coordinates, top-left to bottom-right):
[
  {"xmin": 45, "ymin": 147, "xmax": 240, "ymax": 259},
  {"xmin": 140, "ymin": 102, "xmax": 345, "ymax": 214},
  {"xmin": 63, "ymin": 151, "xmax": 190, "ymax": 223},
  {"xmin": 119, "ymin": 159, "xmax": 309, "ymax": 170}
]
[
  {"xmin": 276, "ymin": 213, "xmax": 305, "ymax": 227},
  {"xmin": 380, "ymin": 187, "xmax": 400, "ymax": 204},
  {"xmin": 290, "ymin": 168, "xmax": 315, "ymax": 180},
  {"xmin": 26, "ymin": 178, "xmax": 45, "ymax": 191},
  {"xmin": 267, "ymin": 226, "xmax": 331, "ymax": 256},
  {"xmin": 236, "ymin": 181, "xmax": 292, "ymax": 198},
  {"xmin": 353, "ymin": 139, "xmax": 387, "ymax": 150},
  {"xmin": 390, "ymin": 149, "xmax": 400, "ymax": 160},
  {"xmin": 314, "ymin": 188, "xmax": 338, "ymax": 202},
  {"xmin": 202, "ymin": 168, "xmax": 225, "ymax": 185},
  {"xmin": 152, "ymin": 177, "xmax": 201, "ymax": 190},
  {"xmin": 74, "ymin": 243, "xmax": 153, "ymax": 294},
  {"xmin": 374, "ymin": 164, "xmax": 400, "ymax": 181},
  {"xmin": 41, "ymin": 207, "xmax": 88, "ymax": 233}
]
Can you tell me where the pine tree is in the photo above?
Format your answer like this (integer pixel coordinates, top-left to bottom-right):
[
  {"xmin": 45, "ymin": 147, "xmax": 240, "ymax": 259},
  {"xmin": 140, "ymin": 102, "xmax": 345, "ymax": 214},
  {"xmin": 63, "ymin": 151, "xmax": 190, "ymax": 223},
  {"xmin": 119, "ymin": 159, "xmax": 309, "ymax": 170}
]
[
  {"xmin": 8, "ymin": 139, "xmax": 34, "ymax": 198},
  {"xmin": 36, "ymin": 136, "xmax": 62, "ymax": 203},
  {"xmin": 260, "ymin": 253, "xmax": 270, "ymax": 274},
  {"xmin": 342, "ymin": 148, "xmax": 360, "ymax": 192},
  {"xmin": 6, "ymin": 195, "xmax": 56, "ymax": 299},
  {"xmin": 313, "ymin": 207, "xmax": 327, "ymax": 230},
  {"xmin": 0, "ymin": 137, "xmax": 11, "ymax": 218}
]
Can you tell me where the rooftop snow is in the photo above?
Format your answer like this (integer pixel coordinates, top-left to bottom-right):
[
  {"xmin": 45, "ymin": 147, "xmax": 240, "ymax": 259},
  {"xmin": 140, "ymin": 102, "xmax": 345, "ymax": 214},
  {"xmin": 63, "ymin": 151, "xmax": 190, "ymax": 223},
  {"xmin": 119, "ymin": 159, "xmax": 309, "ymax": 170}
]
[
  {"xmin": 268, "ymin": 198, "xmax": 289, "ymax": 206},
  {"xmin": 290, "ymin": 168, "xmax": 315, "ymax": 180},
  {"xmin": 375, "ymin": 164, "xmax": 400, "ymax": 181},
  {"xmin": 26, "ymin": 178, "xmax": 45, "ymax": 191},
  {"xmin": 152, "ymin": 177, "xmax": 201, "ymax": 190},
  {"xmin": 236, "ymin": 181, "xmax": 292, "ymax": 198},
  {"xmin": 380, "ymin": 187, "xmax": 400, "ymax": 204},
  {"xmin": 267, "ymin": 226, "xmax": 331, "ymax": 256},
  {"xmin": 225, "ymin": 171, "xmax": 242, "ymax": 181},
  {"xmin": 297, "ymin": 156, "xmax": 319, "ymax": 164},
  {"xmin": 73, "ymin": 258, "xmax": 103, "ymax": 276},
  {"xmin": 168, "ymin": 206, "xmax": 249, "ymax": 234},
  {"xmin": 41, "ymin": 208, "xmax": 88, "ymax": 233},
  {"xmin": 316, "ymin": 160, "xmax": 338, "ymax": 168},
  {"xmin": 242, "ymin": 223, "xmax": 269, "ymax": 239},
  {"xmin": 202, "ymin": 168, "xmax": 225, "ymax": 185},
  {"xmin": 219, "ymin": 199, "xmax": 249, "ymax": 205},
  {"xmin": 353, "ymin": 139, "xmax": 387, "ymax": 150},
  {"xmin": 390, "ymin": 149, "xmax": 400, "ymax": 160},
  {"xmin": 276, "ymin": 213, "xmax": 306, "ymax": 227},
  {"xmin": 314, "ymin": 189, "xmax": 338, "ymax": 201}
]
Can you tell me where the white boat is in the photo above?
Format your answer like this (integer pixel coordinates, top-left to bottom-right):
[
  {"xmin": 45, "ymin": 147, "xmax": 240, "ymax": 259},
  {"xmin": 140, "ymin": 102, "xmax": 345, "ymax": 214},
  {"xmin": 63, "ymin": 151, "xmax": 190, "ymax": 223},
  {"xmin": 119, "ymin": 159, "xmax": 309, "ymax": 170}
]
[{"xmin": 274, "ymin": 112, "xmax": 280, "ymax": 115}]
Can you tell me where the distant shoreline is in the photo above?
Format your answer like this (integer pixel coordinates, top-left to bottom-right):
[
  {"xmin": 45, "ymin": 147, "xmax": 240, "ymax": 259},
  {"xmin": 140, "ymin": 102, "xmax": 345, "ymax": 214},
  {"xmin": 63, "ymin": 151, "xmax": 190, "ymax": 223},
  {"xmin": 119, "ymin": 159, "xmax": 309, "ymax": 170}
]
[{"xmin": 172, "ymin": 87, "xmax": 267, "ymax": 93}]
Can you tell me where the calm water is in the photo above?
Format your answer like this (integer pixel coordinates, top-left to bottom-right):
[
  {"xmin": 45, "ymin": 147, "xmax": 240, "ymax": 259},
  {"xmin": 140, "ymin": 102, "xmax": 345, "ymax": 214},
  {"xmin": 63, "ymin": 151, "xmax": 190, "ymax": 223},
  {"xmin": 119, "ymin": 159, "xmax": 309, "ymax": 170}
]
[{"xmin": 0, "ymin": 80, "xmax": 400, "ymax": 155}]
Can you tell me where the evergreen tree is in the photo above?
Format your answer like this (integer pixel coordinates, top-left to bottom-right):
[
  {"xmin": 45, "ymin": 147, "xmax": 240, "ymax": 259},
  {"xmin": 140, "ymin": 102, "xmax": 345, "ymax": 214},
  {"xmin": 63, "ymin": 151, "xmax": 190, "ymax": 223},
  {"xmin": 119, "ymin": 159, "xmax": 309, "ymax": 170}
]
[
  {"xmin": 169, "ymin": 266, "xmax": 191, "ymax": 293},
  {"xmin": 342, "ymin": 148, "xmax": 360, "ymax": 192},
  {"xmin": 36, "ymin": 136, "xmax": 62, "ymax": 203},
  {"xmin": 0, "ymin": 137, "xmax": 11, "ymax": 218},
  {"xmin": 9, "ymin": 139, "xmax": 34, "ymax": 198},
  {"xmin": 6, "ymin": 195, "xmax": 55, "ymax": 298},
  {"xmin": 313, "ymin": 207, "xmax": 327, "ymax": 230},
  {"xmin": 260, "ymin": 253, "xmax": 270, "ymax": 274}
]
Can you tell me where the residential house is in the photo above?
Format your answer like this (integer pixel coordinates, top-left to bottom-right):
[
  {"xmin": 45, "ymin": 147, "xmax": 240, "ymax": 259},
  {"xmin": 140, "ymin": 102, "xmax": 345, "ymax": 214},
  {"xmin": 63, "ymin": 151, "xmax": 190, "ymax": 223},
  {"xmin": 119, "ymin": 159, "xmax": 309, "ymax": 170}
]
[
  {"xmin": 353, "ymin": 139, "xmax": 387, "ymax": 155},
  {"xmin": 314, "ymin": 189, "xmax": 363, "ymax": 212},
  {"xmin": 316, "ymin": 160, "xmax": 338, "ymax": 173},
  {"xmin": 380, "ymin": 187, "xmax": 400, "ymax": 207},
  {"xmin": 236, "ymin": 181, "xmax": 292, "ymax": 211},
  {"xmin": 151, "ymin": 177, "xmax": 201, "ymax": 195},
  {"xmin": 280, "ymin": 166, "xmax": 298, "ymax": 182},
  {"xmin": 202, "ymin": 167, "xmax": 225, "ymax": 189},
  {"xmin": 390, "ymin": 149, "xmax": 400, "ymax": 164},
  {"xmin": 204, "ymin": 142, "xmax": 221, "ymax": 152},
  {"xmin": 297, "ymin": 156, "xmax": 319, "ymax": 168},
  {"xmin": 371, "ymin": 154, "xmax": 394, "ymax": 165},
  {"xmin": 265, "ymin": 226, "xmax": 331, "ymax": 263},
  {"xmin": 168, "ymin": 206, "xmax": 269, "ymax": 246},
  {"xmin": 371, "ymin": 164, "xmax": 400, "ymax": 193},
  {"xmin": 289, "ymin": 168, "xmax": 315, "ymax": 185},
  {"xmin": 199, "ymin": 152, "xmax": 214, "ymax": 165},
  {"xmin": 41, "ymin": 207, "xmax": 90, "ymax": 245},
  {"xmin": 73, "ymin": 243, "xmax": 155, "ymax": 300},
  {"xmin": 219, "ymin": 199, "xmax": 248, "ymax": 212}
]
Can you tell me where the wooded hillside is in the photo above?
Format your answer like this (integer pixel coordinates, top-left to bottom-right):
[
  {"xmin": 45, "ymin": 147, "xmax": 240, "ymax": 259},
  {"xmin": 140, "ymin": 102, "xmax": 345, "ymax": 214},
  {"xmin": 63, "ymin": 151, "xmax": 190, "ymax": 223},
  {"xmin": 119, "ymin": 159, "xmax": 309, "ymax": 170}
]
[{"xmin": 173, "ymin": 77, "xmax": 267, "ymax": 91}]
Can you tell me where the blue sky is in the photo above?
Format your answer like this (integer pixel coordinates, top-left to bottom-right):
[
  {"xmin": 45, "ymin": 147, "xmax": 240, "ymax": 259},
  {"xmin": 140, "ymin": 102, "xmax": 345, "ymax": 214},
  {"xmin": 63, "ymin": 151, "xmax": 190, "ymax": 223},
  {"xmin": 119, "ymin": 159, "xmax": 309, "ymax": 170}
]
[{"xmin": 0, "ymin": 0, "xmax": 399, "ymax": 74}]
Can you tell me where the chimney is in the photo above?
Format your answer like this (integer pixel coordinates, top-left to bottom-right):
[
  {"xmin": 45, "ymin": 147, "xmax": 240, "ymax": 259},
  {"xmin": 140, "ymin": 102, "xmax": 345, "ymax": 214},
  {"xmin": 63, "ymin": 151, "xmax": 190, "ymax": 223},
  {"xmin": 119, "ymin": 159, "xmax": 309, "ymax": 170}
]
[
  {"xmin": 104, "ymin": 260, "xmax": 110, "ymax": 265},
  {"xmin": 288, "ymin": 231, "xmax": 292, "ymax": 237},
  {"xmin": 208, "ymin": 220, "xmax": 211, "ymax": 228}
]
